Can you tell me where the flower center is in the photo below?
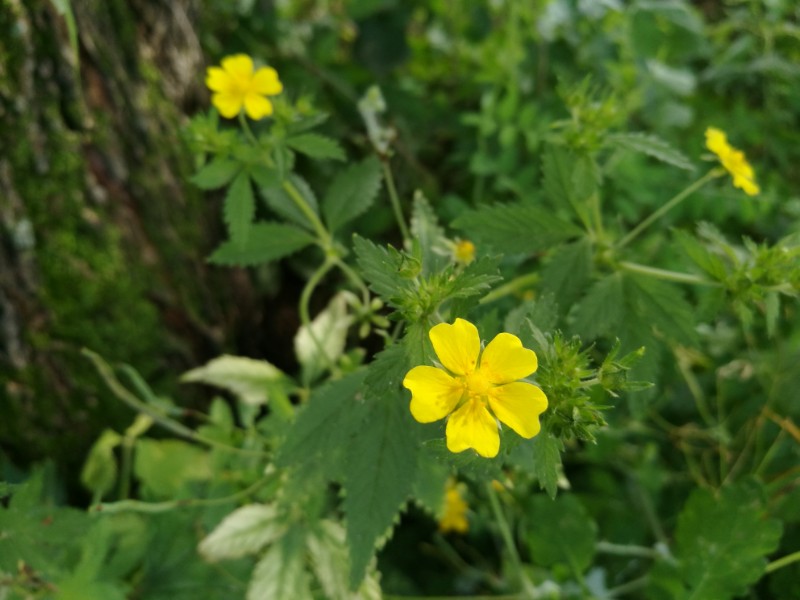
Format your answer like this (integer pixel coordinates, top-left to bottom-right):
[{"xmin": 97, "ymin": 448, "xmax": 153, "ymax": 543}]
[{"xmin": 463, "ymin": 369, "xmax": 491, "ymax": 399}]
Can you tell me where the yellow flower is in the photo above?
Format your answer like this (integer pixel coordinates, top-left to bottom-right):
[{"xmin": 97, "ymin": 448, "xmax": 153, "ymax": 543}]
[
  {"xmin": 705, "ymin": 127, "xmax": 760, "ymax": 196},
  {"xmin": 206, "ymin": 54, "xmax": 283, "ymax": 120},
  {"xmin": 402, "ymin": 319, "xmax": 548, "ymax": 458},
  {"xmin": 439, "ymin": 479, "xmax": 469, "ymax": 534},
  {"xmin": 453, "ymin": 239, "xmax": 476, "ymax": 265}
]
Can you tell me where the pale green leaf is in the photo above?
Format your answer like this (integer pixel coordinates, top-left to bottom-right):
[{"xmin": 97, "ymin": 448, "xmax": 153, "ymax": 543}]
[
  {"xmin": 453, "ymin": 201, "xmax": 583, "ymax": 254},
  {"xmin": 247, "ymin": 528, "xmax": 312, "ymax": 600},
  {"xmin": 199, "ymin": 504, "xmax": 287, "ymax": 561},
  {"xmin": 286, "ymin": 133, "xmax": 345, "ymax": 161},
  {"xmin": 294, "ymin": 292, "xmax": 353, "ymax": 381},
  {"xmin": 322, "ymin": 156, "xmax": 383, "ymax": 233},
  {"xmin": 570, "ymin": 273, "xmax": 625, "ymax": 339},
  {"xmin": 525, "ymin": 493, "xmax": 597, "ymax": 572},
  {"xmin": 209, "ymin": 222, "xmax": 315, "ymax": 266},
  {"xmin": 182, "ymin": 355, "xmax": 286, "ymax": 406},
  {"xmin": 224, "ymin": 172, "xmax": 255, "ymax": 246},
  {"xmin": 609, "ymin": 132, "xmax": 695, "ymax": 171},
  {"xmin": 133, "ymin": 439, "xmax": 211, "ymax": 498},
  {"xmin": 80, "ymin": 429, "xmax": 121, "ymax": 499},
  {"xmin": 674, "ymin": 479, "xmax": 782, "ymax": 600},
  {"xmin": 191, "ymin": 158, "xmax": 241, "ymax": 190}
]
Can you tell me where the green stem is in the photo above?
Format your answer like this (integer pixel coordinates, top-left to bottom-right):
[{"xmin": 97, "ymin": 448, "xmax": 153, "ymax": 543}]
[
  {"xmin": 82, "ymin": 349, "xmax": 267, "ymax": 457},
  {"xmin": 298, "ymin": 258, "xmax": 338, "ymax": 373},
  {"xmin": 486, "ymin": 483, "xmax": 534, "ymax": 596},
  {"xmin": 479, "ymin": 272, "xmax": 539, "ymax": 305},
  {"xmin": 608, "ymin": 575, "xmax": 650, "ymax": 598},
  {"xmin": 331, "ymin": 255, "xmax": 370, "ymax": 305},
  {"xmin": 282, "ymin": 178, "xmax": 332, "ymax": 248},
  {"xmin": 596, "ymin": 541, "xmax": 661, "ymax": 559},
  {"xmin": 381, "ymin": 159, "xmax": 412, "ymax": 243},
  {"xmin": 766, "ymin": 550, "xmax": 800, "ymax": 574},
  {"xmin": 616, "ymin": 169, "xmax": 722, "ymax": 249},
  {"xmin": 618, "ymin": 261, "xmax": 721, "ymax": 287},
  {"xmin": 92, "ymin": 475, "xmax": 271, "ymax": 514},
  {"xmin": 238, "ymin": 112, "xmax": 259, "ymax": 145}
]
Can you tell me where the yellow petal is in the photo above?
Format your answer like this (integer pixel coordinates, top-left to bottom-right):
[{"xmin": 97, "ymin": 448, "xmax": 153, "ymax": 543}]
[
  {"xmin": 206, "ymin": 66, "xmax": 234, "ymax": 93},
  {"xmin": 244, "ymin": 93, "xmax": 273, "ymax": 120},
  {"xmin": 705, "ymin": 127, "xmax": 730, "ymax": 158},
  {"xmin": 446, "ymin": 400, "xmax": 500, "ymax": 458},
  {"xmin": 430, "ymin": 319, "xmax": 480, "ymax": 376},
  {"xmin": 252, "ymin": 67, "xmax": 283, "ymax": 96},
  {"xmin": 221, "ymin": 54, "xmax": 254, "ymax": 79},
  {"xmin": 479, "ymin": 332, "xmax": 538, "ymax": 384},
  {"xmin": 403, "ymin": 366, "xmax": 463, "ymax": 423},
  {"xmin": 212, "ymin": 93, "xmax": 243, "ymax": 118},
  {"xmin": 488, "ymin": 382, "xmax": 548, "ymax": 439}
]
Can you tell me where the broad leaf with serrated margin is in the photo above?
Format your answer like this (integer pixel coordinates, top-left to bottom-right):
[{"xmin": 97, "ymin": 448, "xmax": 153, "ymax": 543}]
[
  {"xmin": 286, "ymin": 133, "xmax": 345, "ymax": 161},
  {"xmin": 353, "ymin": 235, "xmax": 415, "ymax": 307},
  {"xmin": 258, "ymin": 174, "xmax": 319, "ymax": 230},
  {"xmin": 453, "ymin": 201, "xmax": 582, "ymax": 255},
  {"xmin": 540, "ymin": 238, "xmax": 593, "ymax": 310},
  {"xmin": 209, "ymin": 222, "xmax": 315, "ymax": 266},
  {"xmin": 542, "ymin": 145, "xmax": 597, "ymax": 225},
  {"xmin": 410, "ymin": 192, "xmax": 449, "ymax": 275},
  {"xmin": 625, "ymin": 274, "xmax": 698, "ymax": 345},
  {"xmin": 570, "ymin": 273, "xmax": 625, "ymax": 339},
  {"xmin": 322, "ymin": 157, "xmax": 383, "ymax": 233},
  {"xmin": 199, "ymin": 504, "xmax": 286, "ymax": 561},
  {"xmin": 673, "ymin": 229, "xmax": 728, "ymax": 280},
  {"xmin": 191, "ymin": 158, "xmax": 241, "ymax": 190},
  {"xmin": 224, "ymin": 172, "xmax": 255, "ymax": 246},
  {"xmin": 247, "ymin": 527, "xmax": 311, "ymax": 600}
]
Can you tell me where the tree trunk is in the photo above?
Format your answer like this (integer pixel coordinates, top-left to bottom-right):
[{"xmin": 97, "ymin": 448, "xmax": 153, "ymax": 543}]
[{"xmin": 0, "ymin": 0, "xmax": 273, "ymax": 483}]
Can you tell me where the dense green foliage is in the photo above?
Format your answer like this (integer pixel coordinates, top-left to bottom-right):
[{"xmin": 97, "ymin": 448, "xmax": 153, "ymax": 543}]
[{"xmin": 3, "ymin": 1, "xmax": 800, "ymax": 599}]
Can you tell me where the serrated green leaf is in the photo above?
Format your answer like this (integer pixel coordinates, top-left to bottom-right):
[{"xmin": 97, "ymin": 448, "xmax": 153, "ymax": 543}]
[
  {"xmin": 345, "ymin": 345, "xmax": 418, "ymax": 588},
  {"xmin": 608, "ymin": 132, "xmax": 695, "ymax": 171},
  {"xmin": 570, "ymin": 273, "xmax": 625, "ymax": 339},
  {"xmin": 412, "ymin": 459, "xmax": 450, "ymax": 516},
  {"xmin": 673, "ymin": 230, "xmax": 728, "ymax": 280},
  {"xmin": 540, "ymin": 239, "xmax": 593, "ymax": 310},
  {"xmin": 191, "ymin": 158, "xmax": 241, "ymax": 190},
  {"xmin": 509, "ymin": 432, "xmax": 563, "ymax": 499},
  {"xmin": 453, "ymin": 201, "xmax": 582, "ymax": 255},
  {"xmin": 224, "ymin": 172, "xmax": 255, "ymax": 246},
  {"xmin": 276, "ymin": 370, "xmax": 368, "ymax": 475},
  {"xmin": 625, "ymin": 274, "xmax": 698, "ymax": 345},
  {"xmin": 410, "ymin": 192, "xmax": 450, "ymax": 275},
  {"xmin": 181, "ymin": 355, "xmax": 286, "ymax": 406},
  {"xmin": 674, "ymin": 479, "xmax": 782, "ymax": 600},
  {"xmin": 353, "ymin": 235, "xmax": 415, "ymax": 307},
  {"xmin": 525, "ymin": 493, "xmax": 597, "ymax": 572},
  {"xmin": 322, "ymin": 156, "xmax": 383, "ymax": 233},
  {"xmin": 505, "ymin": 295, "xmax": 559, "ymax": 338},
  {"xmin": 542, "ymin": 145, "xmax": 597, "ymax": 226},
  {"xmin": 247, "ymin": 527, "xmax": 312, "ymax": 600},
  {"xmin": 199, "ymin": 504, "xmax": 287, "ymax": 561},
  {"xmin": 258, "ymin": 174, "xmax": 319, "ymax": 231},
  {"xmin": 286, "ymin": 133, "xmax": 345, "ymax": 161},
  {"xmin": 209, "ymin": 222, "xmax": 315, "ymax": 266},
  {"xmin": 443, "ymin": 256, "xmax": 502, "ymax": 301}
]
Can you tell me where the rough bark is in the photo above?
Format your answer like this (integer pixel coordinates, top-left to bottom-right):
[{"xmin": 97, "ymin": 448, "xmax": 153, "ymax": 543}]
[{"xmin": 0, "ymin": 0, "xmax": 274, "ymax": 478}]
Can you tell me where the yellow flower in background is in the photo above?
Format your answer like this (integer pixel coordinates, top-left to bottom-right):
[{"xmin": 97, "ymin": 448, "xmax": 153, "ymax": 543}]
[
  {"xmin": 402, "ymin": 319, "xmax": 548, "ymax": 458},
  {"xmin": 439, "ymin": 479, "xmax": 469, "ymax": 534},
  {"xmin": 453, "ymin": 239, "xmax": 476, "ymax": 265},
  {"xmin": 206, "ymin": 54, "xmax": 283, "ymax": 120},
  {"xmin": 705, "ymin": 127, "xmax": 760, "ymax": 196}
]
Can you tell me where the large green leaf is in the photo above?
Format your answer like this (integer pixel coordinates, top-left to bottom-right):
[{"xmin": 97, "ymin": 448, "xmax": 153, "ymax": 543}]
[
  {"xmin": 322, "ymin": 156, "xmax": 383, "ymax": 233},
  {"xmin": 525, "ymin": 493, "xmax": 597, "ymax": 573},
  {"xmin": 624, "ymin": 274, "xmax": 698, "ymax": 346},
  {"xmin": 209, "ymin": 222, "xmax": 315, "ymax": 266},
  {"xmin": 223, "ymin": 172, "xmax": 256, "ymax": 246},
  {"xmin": 542, "ymin": 145, "xmax": 597, "ymax": 226},
  {"xmin": 608, "ymin": 132, "xmax": 695, "ymax": 171},
  {"xmin": 539, "ymin": 238, "xmax": 593, "ymax": 311},
  {"xmin": 570, "ymin": 273, "xmax": 625, "ymax": 339},
  {"xmin": 353, "ymin": 235, "xmax": 415, "ymax": 307},
  {"xmin": 672, "ymin": 480, "xmax": 782, "ymax": 600},
  {"xmin": 191, "ymin": 158, "xmax": 241, "ymax": 190},
  {"xmin": 453, "ymin": 201, "xmax": 582, "ymax": 255},
  {"xmin": 344, "ymin": 345, "xmax": 419, "ymax": 588}
]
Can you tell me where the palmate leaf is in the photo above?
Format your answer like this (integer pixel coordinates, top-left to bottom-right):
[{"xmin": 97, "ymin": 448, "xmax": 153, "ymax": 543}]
[
  {"xmin": 525, "ymin": 493, "xmax": 597, "ymax": 573},
  {"xmin": 209, "ymin": 222, "xmax": 315, "ymax": 266},
  {"xmin": 453, "ymin": 201, "xmax": 583, "ymax": 255},
  {"xmin": 322, "ymin": 156, "xmax": 383, "ymax": 233},
  {"xmin": 344, "ymin": 344, "xmax": 419, "ymax": 588},
  {"xmin": 286, "ymin": 133, "xmax": 345, "ymax": 161},
  {"xmin": 608, "ymin": 132, "xmax": 695, "ymax": 171},
  {"xmin": 650, "ymin": 479, "xmax": 783, "ymax": 600},
  {"xmin": 223, "ymin": 172, "xmax": 256, "ymax": 246}
]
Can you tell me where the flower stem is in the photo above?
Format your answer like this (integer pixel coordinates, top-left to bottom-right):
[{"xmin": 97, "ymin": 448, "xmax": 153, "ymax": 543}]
[
  {"xmin": 486, "ymin": 482, "xmax": 535, "ymax": 596},
  {"xmin": 618, "ymin": 261, "xmax": 721, "ymax": 287},
  {"xmin": 281, "ymin": 178, "xmax": 333, "ymax": 249},
  {"xmin": 381, "ymin": 159, "xmax": 412, "ymax": 244},
  {"xmin": 616, "ymin": 169, "xmax": 722, "ymax": 249},
  {"xmin": 766, "ymin": 550, "xmax": 800, "ymax": 574},
  {"xmin": 82, "ymin": 349, "xmax": 267, "ymax": 457}
]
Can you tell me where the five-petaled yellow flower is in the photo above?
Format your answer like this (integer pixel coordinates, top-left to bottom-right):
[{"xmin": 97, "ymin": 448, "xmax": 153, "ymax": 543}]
[
  {"xmin": 438, "ymin": 478, "xmax": 469, "ymax": 534},
  {"xmin": 705, "ymin": 127, "xmax": 760, "ymax": 196},
  {"xmin": 403, "ymin": 318, "xmax": 548, "ymax": 458},
  {"xmin": 206, "ymin": 54, "xmax": 283, "ymax": 120}
]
